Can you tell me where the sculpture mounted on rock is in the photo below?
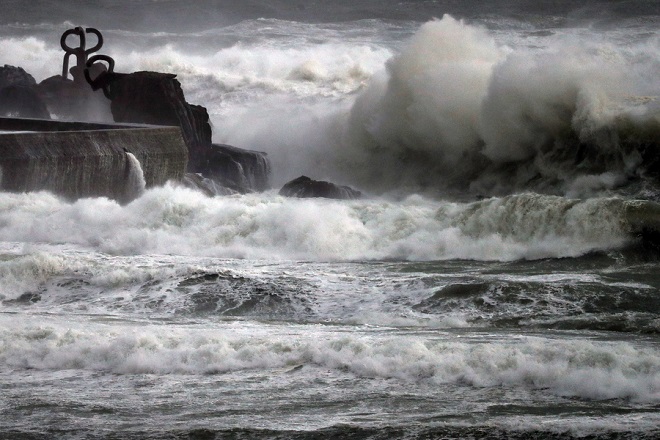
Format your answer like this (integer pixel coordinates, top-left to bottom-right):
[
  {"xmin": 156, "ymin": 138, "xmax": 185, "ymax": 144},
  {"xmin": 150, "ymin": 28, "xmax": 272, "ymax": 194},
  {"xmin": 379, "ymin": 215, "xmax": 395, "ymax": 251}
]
[
  {"xmin": 80, "ymin": 29, "xmax": 271, "ymax": 194},
  {"xmin": 32, "ymin": 27, "xmax": 112, "ymax": 121},
  {"xmin": 84, "ymin": 54, "xmax": 117, "ymax": 99}
]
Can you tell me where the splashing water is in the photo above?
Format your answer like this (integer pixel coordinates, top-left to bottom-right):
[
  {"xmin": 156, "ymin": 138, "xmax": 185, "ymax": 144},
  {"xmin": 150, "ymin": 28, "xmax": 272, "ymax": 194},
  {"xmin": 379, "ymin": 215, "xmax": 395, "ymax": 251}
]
[{"xmin": 124, "ymin": 152, "xmax": 146, "ymax": 203}]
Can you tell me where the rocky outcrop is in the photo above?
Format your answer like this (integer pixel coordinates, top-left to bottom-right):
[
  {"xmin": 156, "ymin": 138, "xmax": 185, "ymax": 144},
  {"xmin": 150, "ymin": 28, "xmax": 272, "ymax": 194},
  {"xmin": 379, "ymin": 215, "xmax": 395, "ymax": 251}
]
[
  {"xmin": 0, "ymin": 65, "xmax": 50, "ymax": 119},
  {"xmin": 105, "ymin": 71, "xmax": 212, "ymax": 163},
  {"xmin": 0, "ymin": 65, "xmax": 37, "ymax": 89},
  {"xmin": 0, "ymin": 85, "xmax": 50, "ymax": 119},
  {"xmin": 279, "ymin": 176, "xmax": 361, "ymax": 199},
  {"xmin": 199, "ymin": 144, "xmax": 270, "ymax": 193},
  {"xmin": 0, "ymin": 60, "xmax": 110, "ymax": 121},
  {"xmin": 101, "ymin": 70, "xmax": 270, "ymax": 193},
  {"xmin": 32, "ymin": 74, "xmax": 112, "ymax": 121}
]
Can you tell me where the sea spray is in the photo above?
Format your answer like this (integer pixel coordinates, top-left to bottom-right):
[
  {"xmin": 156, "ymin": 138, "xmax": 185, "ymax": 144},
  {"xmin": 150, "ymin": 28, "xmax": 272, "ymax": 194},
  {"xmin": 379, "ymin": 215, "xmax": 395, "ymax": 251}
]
[
  {"xmin": 341, "ymin": 16, "xmax": 660, "ymax": 196},
  {"xmin": 183, "ymin": 16, "xmax": 657, "ymax": 198}
]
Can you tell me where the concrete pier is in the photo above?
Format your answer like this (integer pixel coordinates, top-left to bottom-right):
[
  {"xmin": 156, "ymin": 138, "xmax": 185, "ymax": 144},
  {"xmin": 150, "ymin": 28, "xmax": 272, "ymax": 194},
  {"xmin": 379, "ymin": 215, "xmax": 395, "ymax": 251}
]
[{"xmin": 0, "ymin": 117, "xmax": 188, "ymax": 201}]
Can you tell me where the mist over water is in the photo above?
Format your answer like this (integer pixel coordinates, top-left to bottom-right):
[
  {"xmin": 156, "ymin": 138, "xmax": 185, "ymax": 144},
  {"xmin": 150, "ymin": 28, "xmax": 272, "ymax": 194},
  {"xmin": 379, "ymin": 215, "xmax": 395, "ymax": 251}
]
[{"xmin": 0, "ymin": 1, "xmax": 659, "ymax": 439}]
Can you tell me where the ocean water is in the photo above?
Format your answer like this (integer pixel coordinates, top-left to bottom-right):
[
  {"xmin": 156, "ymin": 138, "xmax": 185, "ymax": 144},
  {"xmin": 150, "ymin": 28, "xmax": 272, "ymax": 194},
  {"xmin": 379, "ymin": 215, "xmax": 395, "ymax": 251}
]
[{"xmin": 0, "ymin": 1, "xmax": 659, "ymax": 438}]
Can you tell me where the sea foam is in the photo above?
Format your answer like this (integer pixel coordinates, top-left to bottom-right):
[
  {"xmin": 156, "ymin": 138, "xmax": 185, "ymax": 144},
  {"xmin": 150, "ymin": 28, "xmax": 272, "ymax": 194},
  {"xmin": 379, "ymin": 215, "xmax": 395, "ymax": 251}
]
[
  {"xmin": 1, "ymin": 315, "xmax": 657, "ymax": 402},
  {"xmin": 0, "ymin": 187, "xmax": 633, "ymax": 262}
]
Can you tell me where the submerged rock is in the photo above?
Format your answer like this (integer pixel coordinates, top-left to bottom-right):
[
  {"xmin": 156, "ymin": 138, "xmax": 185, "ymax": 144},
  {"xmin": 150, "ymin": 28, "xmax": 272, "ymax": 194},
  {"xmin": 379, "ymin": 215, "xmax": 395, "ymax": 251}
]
[
  {"xmin": 279, "ymin": 176, "xmax": 361, "ymax": 199},
  {"xmin": 181, "ymin": 173, "xmax": 238, "ymax": 197}
]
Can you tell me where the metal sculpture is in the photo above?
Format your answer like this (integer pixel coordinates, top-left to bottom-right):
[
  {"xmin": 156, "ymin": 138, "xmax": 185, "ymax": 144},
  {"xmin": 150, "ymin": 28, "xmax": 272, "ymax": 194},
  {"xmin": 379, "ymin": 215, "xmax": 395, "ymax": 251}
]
[
  {"xmin": 60, "ymin": 27, "xmax": 103, "ymax": 84},
  {"xmin": 84, "ymin": 54, "xmax": 117, "ymax": 99}
]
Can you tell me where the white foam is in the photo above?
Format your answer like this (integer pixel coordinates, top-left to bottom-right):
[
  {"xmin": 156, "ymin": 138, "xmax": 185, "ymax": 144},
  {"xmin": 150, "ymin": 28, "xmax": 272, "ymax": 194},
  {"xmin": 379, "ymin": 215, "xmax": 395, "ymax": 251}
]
[
  {"xmin": 0, "ymin": 37, "xmax": 64, "ymax": 81},
  {"xmin": 1, "ymin": 315, "xmax": 657, "ymax": 402},
  {"xmin": 0, "ymin": 188, "xmax": 632, "ymax": 262},
  {"xmin": 205, "ymin": 16, "xmax": 659, "ymax": 195}
]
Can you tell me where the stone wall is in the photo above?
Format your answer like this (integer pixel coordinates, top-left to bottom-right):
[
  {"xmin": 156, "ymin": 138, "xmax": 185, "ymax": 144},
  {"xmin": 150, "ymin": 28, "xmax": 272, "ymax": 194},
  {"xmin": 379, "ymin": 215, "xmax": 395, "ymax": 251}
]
[{"xmin": 0, "ymin": 117, "xmax": 187, "ymax": 202}]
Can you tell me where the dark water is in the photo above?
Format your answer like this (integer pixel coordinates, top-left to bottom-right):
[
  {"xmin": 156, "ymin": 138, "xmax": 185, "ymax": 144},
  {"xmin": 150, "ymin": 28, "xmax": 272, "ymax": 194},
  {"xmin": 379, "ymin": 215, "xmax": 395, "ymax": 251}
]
[{"xmin": 0, "ymin": 1, "xmax": 659, "ymax": 438}]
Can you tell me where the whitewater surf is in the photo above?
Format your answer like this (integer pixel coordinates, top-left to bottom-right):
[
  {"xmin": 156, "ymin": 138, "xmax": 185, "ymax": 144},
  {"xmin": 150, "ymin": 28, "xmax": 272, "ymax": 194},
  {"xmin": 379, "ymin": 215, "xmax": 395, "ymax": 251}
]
[{"xmin": 0, "ymin": 1, "xmax": 658, "ymax": 438}]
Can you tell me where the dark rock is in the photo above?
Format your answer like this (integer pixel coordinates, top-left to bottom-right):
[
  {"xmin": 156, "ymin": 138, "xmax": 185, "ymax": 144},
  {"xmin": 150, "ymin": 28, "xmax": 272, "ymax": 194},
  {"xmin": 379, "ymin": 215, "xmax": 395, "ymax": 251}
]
[
  {"xmin": 189, "ymin": 104, "xmax": 214, "ymax": 166},
  {"xmin": 198, "ymin": 144, "xmax": 270, "ymax": 193},
  {"xmin": 104, "ymin": 71, "xmax": 212, "ymax": 164},
  {"xmin": 0, "ymin": 85, "xmax": 50, "ymax": 119},
  {"xmin": 279, "ymin": 176, "xmax": 361, "ymax": 199},
  {"xmin": 100, "ymin": 71, "xmax": 270, "ymax": 193},
  {"xmin": 0, "ymin": 65, "xmax": 37, "ymax": 89},
  {"xmin": 0, "ymin": 66, "xmax": 50, "ymax": 119}
]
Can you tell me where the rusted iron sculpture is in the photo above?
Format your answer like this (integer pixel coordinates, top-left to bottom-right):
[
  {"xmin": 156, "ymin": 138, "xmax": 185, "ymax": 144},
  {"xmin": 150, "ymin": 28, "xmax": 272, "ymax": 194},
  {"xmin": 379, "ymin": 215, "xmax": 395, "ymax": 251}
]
[
  {"xmin": 84, "ymin": 54, "xmax": 117, "ymax": 99},
  {"xmin": 59, "ymin": 26, "xmax": 118, "ymax": 99},
  {"xmin": 60, "ymin": 27, "xmax": 104, "ymax": 84}
]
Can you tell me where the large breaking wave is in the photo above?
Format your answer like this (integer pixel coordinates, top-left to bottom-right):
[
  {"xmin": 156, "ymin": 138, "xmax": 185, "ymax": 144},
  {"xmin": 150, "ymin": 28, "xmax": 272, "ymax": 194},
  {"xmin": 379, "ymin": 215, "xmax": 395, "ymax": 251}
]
[{"xmin": 340, "ymin": 16, "xmax": 660, "ymax": 197}]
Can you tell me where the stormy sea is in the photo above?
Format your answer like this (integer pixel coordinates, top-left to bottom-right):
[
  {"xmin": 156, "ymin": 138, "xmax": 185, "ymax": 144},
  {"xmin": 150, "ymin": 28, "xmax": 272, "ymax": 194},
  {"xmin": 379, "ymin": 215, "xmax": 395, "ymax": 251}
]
[{"xmin": 0, "ymin": 1, "xmax": 659, "ymax": 438}]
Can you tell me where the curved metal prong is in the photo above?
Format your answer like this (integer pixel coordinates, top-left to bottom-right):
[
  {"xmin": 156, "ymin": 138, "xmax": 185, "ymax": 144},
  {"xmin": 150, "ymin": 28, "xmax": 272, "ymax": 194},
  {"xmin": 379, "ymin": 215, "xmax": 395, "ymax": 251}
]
[
  {"xmin": 60, "ymin": 26, "xmax": 86, "ymax": 53},
  {"xmin": 86, "ymin": 54, "xmax": 115, "ymax": 73},
  {"xmin": 84, "ymin": 28, "xmax": 104, "ymax": 55},
  {"xmin": 62, "ymin": 53, "xmax": 71, "ymax": 78},
  {"xmin": 84, "ymin": 54, "xmax": 117, "ymax": 99}
]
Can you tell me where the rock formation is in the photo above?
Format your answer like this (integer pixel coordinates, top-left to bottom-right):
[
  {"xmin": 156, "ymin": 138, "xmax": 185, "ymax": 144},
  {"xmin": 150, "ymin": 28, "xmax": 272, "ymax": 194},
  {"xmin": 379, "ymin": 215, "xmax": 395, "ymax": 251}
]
[
  {"xmin": 0, "ymin": 65, "xmax": 37, "ymax": 89},
  {"xmin": 0, "ymin": 65, "xmax": 50, "ymax": 119},
  {"xmin": 0, "ymin": 85, "xmax": 50, "ymax": 119},
  {"xmin": 202, "ymin": 144, "xmax": 271, "ymax": 193},
  {"xmin": 0, "ymin": 58, "xmax": 112, "ymax": 121},
  {"xmin": 279, "ymin": 176, "xmax": 362, "ymax": 199},
  {"xmin": 104, "ymin": 71, "xmax": 211, "ymax": 158},
  {"xmin": 97, "ymin": 70, "xmax": 270, "ymax": 194}
]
